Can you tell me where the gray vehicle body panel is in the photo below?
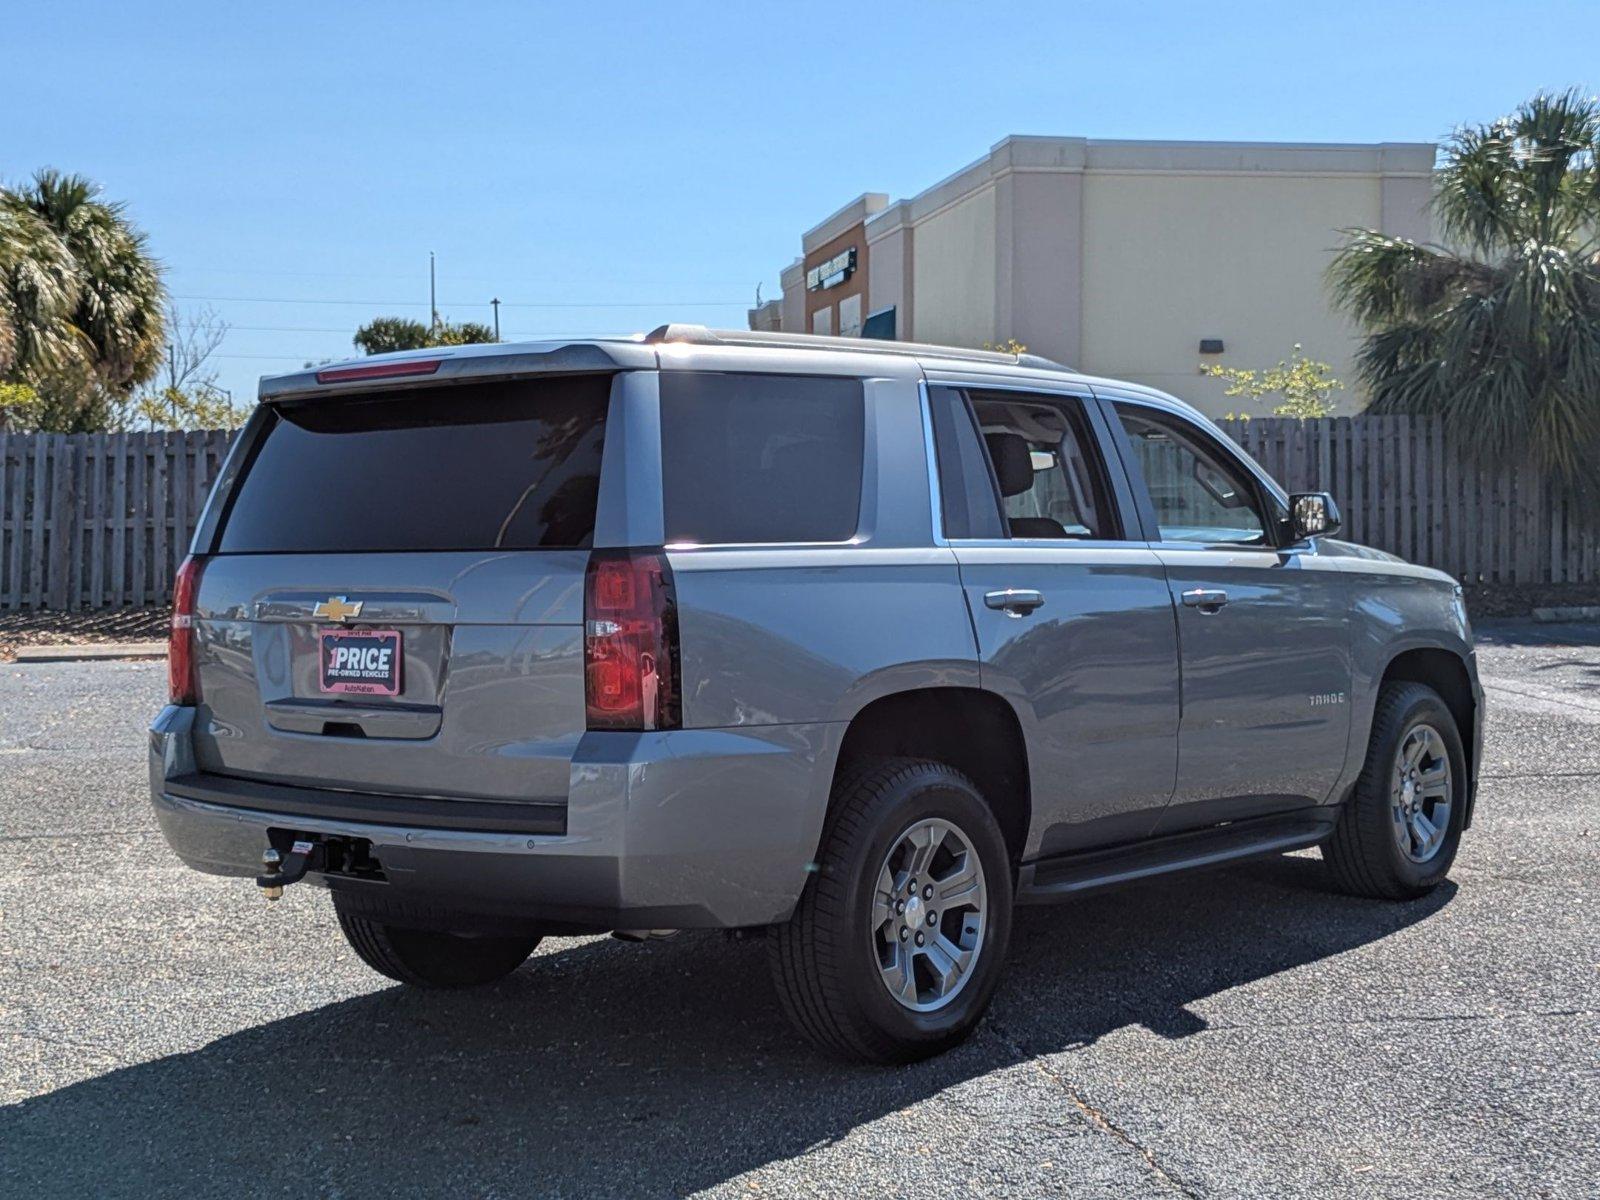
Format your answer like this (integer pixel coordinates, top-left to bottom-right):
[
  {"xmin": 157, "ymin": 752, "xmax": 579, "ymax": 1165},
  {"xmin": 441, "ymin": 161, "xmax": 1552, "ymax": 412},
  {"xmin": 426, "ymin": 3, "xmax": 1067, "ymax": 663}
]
[{"xmin": 150, "ymin": 333, "xmax": 1482, "ymax": 929}]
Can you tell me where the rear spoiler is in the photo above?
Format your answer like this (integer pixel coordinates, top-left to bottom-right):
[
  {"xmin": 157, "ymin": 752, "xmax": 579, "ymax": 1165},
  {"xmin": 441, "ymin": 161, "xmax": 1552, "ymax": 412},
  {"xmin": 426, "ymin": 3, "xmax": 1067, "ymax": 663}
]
[{"xmin": 258, "ymin": 340, "xmax": 657, "ymax": 405}]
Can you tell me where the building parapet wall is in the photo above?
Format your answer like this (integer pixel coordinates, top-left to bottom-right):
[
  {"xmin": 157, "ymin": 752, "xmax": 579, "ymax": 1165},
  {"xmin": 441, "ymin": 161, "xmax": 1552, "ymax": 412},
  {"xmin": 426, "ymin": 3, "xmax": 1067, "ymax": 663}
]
[
  {"xmin": 801, "ymin": 193, "xmax": 889, "ymax": 255},
  {"xmin": 765, "ymin": 135, "xmax": 1438, "ymax": 406}
]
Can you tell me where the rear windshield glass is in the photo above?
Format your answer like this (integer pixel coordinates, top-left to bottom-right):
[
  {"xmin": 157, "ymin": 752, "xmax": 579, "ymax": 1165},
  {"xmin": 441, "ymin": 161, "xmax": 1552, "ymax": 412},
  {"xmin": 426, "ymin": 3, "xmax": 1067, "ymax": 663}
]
[
  {"xmin": 659, "ymin": 372, "xmax": 864, "ymax": 545},
  {"xmin": 218, "ymin": 376, "xmax": 609, "ymax": 553}
]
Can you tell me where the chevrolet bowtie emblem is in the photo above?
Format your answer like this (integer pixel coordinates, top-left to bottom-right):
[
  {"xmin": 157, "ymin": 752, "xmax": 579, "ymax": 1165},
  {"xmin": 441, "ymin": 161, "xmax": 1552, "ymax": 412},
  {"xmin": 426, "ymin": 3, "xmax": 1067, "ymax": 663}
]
[{"xmin": 313, "ymin": 596, "xmax": 363, "ymax": 623}]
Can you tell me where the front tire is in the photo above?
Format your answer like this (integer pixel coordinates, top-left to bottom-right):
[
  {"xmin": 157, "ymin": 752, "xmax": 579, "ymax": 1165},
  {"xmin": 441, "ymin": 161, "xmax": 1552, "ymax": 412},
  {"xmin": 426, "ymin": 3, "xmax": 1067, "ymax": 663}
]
[
  {"xmin": 769, "ymin": 758, "xmax": 1013, "ymax": 1064},
  {"xmin": 332, "ymin": 893, "xmax": 542, "ymax": 988},
  {"xmin": 1322, "ymin": 681, "xmax": 1467, "ymax": 900}
]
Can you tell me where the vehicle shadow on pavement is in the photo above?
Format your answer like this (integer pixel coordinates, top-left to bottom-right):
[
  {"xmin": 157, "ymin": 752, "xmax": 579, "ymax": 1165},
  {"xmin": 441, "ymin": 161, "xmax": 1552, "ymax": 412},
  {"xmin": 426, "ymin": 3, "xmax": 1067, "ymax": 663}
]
[{"xmin": 1, "ymin": 854, "xmax": 1453, "ymax": 1196}]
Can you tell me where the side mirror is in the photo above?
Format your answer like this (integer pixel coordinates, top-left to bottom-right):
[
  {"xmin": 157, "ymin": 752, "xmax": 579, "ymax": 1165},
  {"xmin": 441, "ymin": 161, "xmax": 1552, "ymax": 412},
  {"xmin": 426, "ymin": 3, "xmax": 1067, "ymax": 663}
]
[{"xmin": 1289, "ymin": 492, "xmax": 1342, "ymax": 541}]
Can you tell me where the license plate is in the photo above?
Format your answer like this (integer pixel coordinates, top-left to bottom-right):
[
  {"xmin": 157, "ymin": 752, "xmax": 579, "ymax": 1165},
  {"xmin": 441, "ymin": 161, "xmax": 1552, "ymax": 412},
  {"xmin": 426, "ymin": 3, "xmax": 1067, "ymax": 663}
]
[{"xmin": 318, "ymin": 629, "xmax": 402, "ymax": 696}]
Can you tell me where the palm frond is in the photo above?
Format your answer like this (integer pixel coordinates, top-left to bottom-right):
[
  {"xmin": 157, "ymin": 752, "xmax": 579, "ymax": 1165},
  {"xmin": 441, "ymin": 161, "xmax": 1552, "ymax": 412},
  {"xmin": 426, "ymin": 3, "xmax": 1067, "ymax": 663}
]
[
  {"xmin": 1329, "ymin": 91, "xmax": 1600, "ymax": 506},
  {"xmin": 11, "ymin": 170, "xmax": 166, "ymax": 392},
  {"xmin": 0, "ymin": 190, "xmax": 81, "ymax": 376}
]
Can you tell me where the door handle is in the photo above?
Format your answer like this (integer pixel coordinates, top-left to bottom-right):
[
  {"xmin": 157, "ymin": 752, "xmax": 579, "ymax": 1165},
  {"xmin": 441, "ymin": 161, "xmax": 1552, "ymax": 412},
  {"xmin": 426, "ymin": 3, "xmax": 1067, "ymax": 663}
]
[
  {"xmin": 984, "ymin": 588, "xmax": 1045, "ymax": 617},
  {"xmin": 1181, "ymin": 588, "xmax": 1228, "ymax": 613}
]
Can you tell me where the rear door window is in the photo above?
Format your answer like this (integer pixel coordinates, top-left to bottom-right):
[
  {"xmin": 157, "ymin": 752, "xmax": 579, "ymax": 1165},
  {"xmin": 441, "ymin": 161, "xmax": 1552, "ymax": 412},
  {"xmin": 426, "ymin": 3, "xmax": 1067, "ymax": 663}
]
[
  {"xmin": 218, "ymin": 376, "xmax": 610, "ymax": 553},
  {"xmin": 659, "ymin": 372, "xmax": 864, "ymax": 545},
  {"xmin": 968, "ymin": 391, "xmax": 1118, "ymax": 540}
]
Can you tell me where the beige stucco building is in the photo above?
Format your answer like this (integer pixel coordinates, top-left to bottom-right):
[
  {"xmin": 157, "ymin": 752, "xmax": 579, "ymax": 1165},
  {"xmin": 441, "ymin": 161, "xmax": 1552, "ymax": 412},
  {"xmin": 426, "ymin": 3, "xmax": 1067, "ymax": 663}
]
[{"xmin": 751, "ymin": 136, "xmax": 1436, "ymax": 415}]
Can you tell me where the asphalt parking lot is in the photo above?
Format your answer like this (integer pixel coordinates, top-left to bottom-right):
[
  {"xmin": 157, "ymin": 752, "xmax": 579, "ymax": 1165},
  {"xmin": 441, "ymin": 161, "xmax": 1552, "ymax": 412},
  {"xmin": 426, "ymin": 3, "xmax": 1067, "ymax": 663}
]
[{"xmin": 2, "ymin": 623, "xmax": 1597, "ymax": 1198}]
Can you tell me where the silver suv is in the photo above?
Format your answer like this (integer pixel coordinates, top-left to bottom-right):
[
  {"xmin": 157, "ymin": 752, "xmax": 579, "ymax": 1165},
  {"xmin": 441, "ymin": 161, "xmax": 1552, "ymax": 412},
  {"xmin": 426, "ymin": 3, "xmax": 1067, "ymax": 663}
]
[{"xmin": 150, "ymin": 326, "xmax": 1483, "ymax": 1063}]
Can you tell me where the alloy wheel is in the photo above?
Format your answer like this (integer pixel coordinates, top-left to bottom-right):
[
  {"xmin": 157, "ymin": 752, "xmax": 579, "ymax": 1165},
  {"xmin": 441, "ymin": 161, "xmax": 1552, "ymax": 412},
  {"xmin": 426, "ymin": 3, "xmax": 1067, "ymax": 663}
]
[
  {"xmin": 1390, "ymin": 722, "xmax": 1453, "ymax": 864},
  {"xmin": 871, "ymin": 817, "xmax": 988, "ymax": 1012}
]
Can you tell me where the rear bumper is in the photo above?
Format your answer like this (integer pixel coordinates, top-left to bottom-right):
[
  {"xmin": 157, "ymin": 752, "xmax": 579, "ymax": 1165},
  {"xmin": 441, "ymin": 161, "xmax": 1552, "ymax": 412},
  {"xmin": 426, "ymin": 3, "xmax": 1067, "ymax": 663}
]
[{"xmin": 149, "ymin": 705, "xmax": 837, "ymax": 929}]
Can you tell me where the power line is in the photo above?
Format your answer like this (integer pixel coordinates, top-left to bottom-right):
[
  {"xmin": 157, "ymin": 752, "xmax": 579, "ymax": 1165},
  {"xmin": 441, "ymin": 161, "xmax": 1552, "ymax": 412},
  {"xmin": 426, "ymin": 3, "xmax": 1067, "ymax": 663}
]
[
  {"xmin": 172, "ymin": 266, "xmax": 760, "ymax": 288},
  {"xmin": 212, "ymin": 353, "xmax": 330, "ymax": 361},
  {"xmin": 170, "ymin": 293, "xmax": 746, "ymax": 309},
  {"xmin": 209, "ymin": 323, "xmax": 363, "ymax": 334}
]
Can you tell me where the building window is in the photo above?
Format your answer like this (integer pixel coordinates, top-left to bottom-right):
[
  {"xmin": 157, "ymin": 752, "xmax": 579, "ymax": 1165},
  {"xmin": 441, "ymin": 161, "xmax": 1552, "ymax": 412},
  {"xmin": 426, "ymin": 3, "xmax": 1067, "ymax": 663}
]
[
  {"xmin": 838, "ymin": 294, "xmax": 863, "ymax": 338},
  {"xmin": 811, "ymin": 307, "xmax": 833, "ymax": 336}
]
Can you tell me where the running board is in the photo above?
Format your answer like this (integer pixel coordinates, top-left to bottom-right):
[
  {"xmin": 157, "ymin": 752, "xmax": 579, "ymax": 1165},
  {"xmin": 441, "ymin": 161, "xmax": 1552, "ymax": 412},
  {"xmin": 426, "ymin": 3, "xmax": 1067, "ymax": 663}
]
[{"xmin": 1016, "ymin": 814, "xmax": 1335, "ymax": 902}]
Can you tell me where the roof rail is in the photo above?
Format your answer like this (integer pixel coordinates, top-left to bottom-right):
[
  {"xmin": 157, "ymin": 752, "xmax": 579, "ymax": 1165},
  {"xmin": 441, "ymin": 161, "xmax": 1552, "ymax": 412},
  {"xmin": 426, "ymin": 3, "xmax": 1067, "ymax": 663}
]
[{"xmin": 643, "ymin": 324, "xmax": 1068, "ymax": 372}]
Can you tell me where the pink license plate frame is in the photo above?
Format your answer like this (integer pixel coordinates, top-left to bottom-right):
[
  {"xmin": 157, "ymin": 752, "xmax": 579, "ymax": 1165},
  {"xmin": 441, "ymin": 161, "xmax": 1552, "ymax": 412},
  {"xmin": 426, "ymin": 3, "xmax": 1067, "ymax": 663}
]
[{"xmin": 318, "ymin": 628, "xmax": 403, "ymax": 697}]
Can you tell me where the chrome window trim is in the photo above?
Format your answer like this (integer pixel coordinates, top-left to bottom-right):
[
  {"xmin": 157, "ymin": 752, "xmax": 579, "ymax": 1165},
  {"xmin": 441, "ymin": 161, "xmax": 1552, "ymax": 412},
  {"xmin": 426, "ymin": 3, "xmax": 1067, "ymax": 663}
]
[
  {"xmin": 938, "ymin": 537, "xmax": 1156, "ymax": 552},
  {"xmin": 1146, "ymin": 540, "xmax": 1285, "ymax": 555}
]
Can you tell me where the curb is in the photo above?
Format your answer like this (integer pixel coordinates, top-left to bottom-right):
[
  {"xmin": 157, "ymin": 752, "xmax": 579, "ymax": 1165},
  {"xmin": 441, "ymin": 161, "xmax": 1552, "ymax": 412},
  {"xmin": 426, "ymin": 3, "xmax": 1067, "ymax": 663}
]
[
  {"xmin": 14, "ymin": 641, "xmax": 167, "ymax": 663},
  {"xmin": 1531, "ymin": 606, "xmax": 1600, "ymax": 624}
]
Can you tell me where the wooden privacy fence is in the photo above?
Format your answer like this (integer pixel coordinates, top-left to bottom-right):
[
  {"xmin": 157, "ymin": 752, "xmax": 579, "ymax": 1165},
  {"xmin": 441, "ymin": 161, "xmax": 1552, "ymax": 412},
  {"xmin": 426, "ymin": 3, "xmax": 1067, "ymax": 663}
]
[
  {"xmin": 0, "ymin": 416, "xmax": 1595, "ymax": 612},
  {"xmin": 0, "ymin": 431, "xmax": 233, "ymax": 612},
  {"xmin": 1217, "ymin": 415, "xmax": 1596, "ymax": 587}
]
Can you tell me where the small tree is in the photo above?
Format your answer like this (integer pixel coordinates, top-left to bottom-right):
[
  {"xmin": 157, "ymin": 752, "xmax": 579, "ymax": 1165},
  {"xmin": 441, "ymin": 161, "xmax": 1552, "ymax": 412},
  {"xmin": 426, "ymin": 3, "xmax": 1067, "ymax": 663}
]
[
  {"xmin": 430, "ymin": 320, "xmax": 495, "ymax": 346},
  {"xmin": 124, "ymin": 305, "xmax": 248, "ymax": 430},
  {"xmin": 354, "ymin": 316, "xmax": 430, "ymax": 355},
  {"xmin": 1201, "ymin": 345, "xmax": 1343, "ymax": 418},
  {"xmin": 130, "ymin": 385, "xmax": 250, "ymax": 430},
  {"xmin": 16, "ymin": 360, "xmax": 121, "ymax": 431},
  {"xmin": 354, "ymin": 315, "xmax": 496, "ymax": 355},
  {"xmin": 0, "ymin": 380, "xmax": 42, "ymax": 429}
]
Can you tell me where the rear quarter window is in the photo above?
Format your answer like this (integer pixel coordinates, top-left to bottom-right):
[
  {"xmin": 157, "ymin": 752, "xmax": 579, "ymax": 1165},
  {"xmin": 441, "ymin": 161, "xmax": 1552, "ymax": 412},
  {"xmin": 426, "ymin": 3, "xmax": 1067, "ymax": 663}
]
[
  {"xmin": 217, "ymin": 376, "xmax": 610, "ymax": 553},
  {"xmin": 659, "ymin": 372, "xmax": 864, "ymax": 545}
]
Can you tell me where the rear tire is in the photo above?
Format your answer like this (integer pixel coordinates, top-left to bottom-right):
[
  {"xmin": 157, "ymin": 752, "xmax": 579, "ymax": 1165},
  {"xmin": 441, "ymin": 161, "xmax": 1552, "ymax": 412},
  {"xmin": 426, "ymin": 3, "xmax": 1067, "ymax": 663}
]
[
  {"xmin": 1322, "ymin": 681, "xmax": 1467, "ymax": 900},
  {"xmin": 769, "ymin": 758, "xmax": 1013, "ymax": 1064},
  {"xmin": 332, "ymin": 893, "xmax": 541, "ymax": 987}
]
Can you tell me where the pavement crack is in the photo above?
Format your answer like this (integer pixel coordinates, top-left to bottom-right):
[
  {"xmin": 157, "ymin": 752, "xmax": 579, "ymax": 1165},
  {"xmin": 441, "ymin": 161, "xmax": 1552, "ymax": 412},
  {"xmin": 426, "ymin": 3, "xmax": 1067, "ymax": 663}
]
[
  {"xmin": 1478, "ymin": 769, "xmax": 1600, "ymax": 780},
  {"xmin": 3, "ymin": 1027, "xmax": 133, "ymax": 1066},
  {"xmin": 1482, "ymin": 681, "xmax": 1600, "ymax": 713},
  {"xmin": 984, "ymin": 1019, "xmax": 1198, "ymax": 1197},
  {"xmin": 1200, "ymin": 1007, "xmax": 1596, "ymax": 1034}
]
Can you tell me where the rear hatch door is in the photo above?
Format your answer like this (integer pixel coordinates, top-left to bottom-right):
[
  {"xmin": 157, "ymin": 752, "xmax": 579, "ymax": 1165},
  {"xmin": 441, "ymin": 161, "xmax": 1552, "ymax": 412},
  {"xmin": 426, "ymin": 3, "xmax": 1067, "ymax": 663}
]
[{"xmin": 189, "ymin": 373, "xmax": 612, "ymax": 808}]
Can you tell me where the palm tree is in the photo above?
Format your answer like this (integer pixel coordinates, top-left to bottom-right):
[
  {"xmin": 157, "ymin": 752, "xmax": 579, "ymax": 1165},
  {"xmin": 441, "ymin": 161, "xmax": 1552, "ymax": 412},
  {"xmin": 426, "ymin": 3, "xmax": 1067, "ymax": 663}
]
[
  {"xmin": 16, "ymin": 169, "xmax": 166, "ymax": 396},
  {"xmin": 1328, "ymin": 90, "xmax": 1600, "ymax": 503},
  {"xmin": 0, "ymin": 189, "xmax": 78, "ymax": 378}
]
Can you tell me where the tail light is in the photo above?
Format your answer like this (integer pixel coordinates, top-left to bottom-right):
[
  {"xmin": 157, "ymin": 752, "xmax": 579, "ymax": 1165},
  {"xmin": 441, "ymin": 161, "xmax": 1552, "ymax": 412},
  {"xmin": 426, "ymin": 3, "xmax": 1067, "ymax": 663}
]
[
  {"xmin": 169, "ymin": 556, "xmax": 205, "ymax": 705},
  {"xmin": 584, "ymin": 550, "xmax": 680, "ymax": 731}
]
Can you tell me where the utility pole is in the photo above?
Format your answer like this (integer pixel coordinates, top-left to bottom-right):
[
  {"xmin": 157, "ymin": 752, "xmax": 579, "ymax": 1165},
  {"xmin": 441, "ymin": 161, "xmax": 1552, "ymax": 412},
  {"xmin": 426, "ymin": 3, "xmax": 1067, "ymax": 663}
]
[
  {"xmin": 429, "ymin": 251, "xmax": 438, "ymax": 329},
  {"xmin": 491, "ymin": 298, "xmax": 501, "ymax": 342},
  {"xmin": 167, "ymin": 342, "xmax": 177, "ymax": 425}
]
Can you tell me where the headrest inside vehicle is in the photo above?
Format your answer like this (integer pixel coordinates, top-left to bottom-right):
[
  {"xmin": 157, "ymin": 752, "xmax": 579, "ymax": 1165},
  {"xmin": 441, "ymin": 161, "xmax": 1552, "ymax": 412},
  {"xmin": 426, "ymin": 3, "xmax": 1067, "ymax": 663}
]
[{"xmin": 983, "ymin": 432, "xmax": 1034, "ymax": 498}]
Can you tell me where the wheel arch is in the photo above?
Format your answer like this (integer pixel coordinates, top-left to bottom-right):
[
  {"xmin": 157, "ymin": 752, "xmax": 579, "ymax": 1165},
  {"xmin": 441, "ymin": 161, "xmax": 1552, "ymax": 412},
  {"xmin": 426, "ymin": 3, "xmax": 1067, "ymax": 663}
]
[
  {"xmin": 1377, "ymin": 646, "xmax": 1479, "ymax": 815},
  {"xmin": 824, "ymin": 686, "xmax": 1032, "ymax": 865}
]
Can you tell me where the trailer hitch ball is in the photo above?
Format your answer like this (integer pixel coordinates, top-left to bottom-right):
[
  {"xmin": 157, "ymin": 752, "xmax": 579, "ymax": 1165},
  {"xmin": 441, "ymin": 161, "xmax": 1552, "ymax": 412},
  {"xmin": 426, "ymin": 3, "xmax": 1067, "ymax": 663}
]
[
  {"xmin": 256, "ymin": 839, "xmax": 319, "ymax": 901},
  {"xmin": 259, "ymin": 849, "xmax": 285, "ymax": 901}
]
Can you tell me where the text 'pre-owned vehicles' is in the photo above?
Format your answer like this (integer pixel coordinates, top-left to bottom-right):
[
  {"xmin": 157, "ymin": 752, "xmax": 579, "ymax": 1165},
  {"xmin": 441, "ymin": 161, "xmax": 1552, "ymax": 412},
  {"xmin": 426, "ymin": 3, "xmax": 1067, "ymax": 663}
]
[{"xmin": 150, "ymin": 327, "xmax": 1482, "ymax": 1062}]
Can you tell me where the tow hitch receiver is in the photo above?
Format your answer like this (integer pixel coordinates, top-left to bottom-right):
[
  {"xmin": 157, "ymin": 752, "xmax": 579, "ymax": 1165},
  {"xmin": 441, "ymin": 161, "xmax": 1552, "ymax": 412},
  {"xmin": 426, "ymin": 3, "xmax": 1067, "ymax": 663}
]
[{"xmin": 257, "ymin": 839, "xmax": 323, "ymax": 901}]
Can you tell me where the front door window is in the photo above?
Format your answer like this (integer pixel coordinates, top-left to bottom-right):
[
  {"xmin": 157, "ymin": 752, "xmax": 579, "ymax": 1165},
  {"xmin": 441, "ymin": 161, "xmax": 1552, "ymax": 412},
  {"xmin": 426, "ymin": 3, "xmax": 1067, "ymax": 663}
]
[{"xmin": 1115, "ymin": 407, "xmax": 1269, "ymax": 546}]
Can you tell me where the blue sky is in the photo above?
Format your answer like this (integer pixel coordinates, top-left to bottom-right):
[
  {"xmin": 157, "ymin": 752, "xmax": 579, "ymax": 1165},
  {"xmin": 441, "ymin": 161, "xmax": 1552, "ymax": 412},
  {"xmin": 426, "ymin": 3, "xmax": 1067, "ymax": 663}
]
[{"xmin": 4, "ymin": 0, "xmax": 1596, "ymax": 403}]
